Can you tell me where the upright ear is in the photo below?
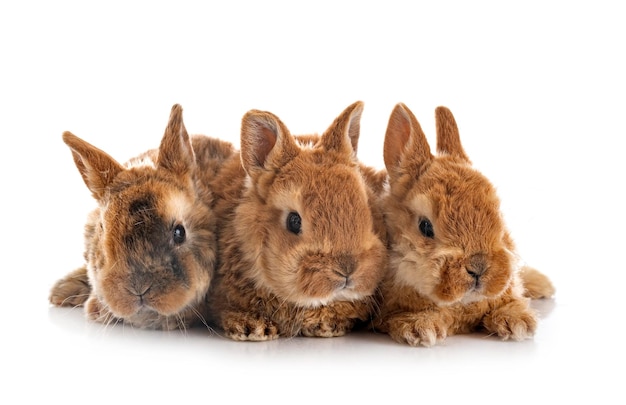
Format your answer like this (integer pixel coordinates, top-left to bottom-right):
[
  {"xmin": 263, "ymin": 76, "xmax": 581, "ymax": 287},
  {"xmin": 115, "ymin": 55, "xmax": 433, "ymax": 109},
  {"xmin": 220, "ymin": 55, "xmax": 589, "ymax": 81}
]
[
  {"xmin": 240, "ymin": 109, "xmax": 298, "ymax": 177},
  {"xmin": 435, "ymin": 106, "xmax": 470, "ymax": 162},
  {"xmin": 62, "ymin": 131, "xmax": 125, "ymax": 201},
  {"xmin": 157, "ymin": 104, "xmax": 196, "ymax": 177},
  {"xmin": 383, "ymin": 103, "xmax": 433, "ymax": 179},
  {"xmin": 320, "ymin": 101, "xmax": 363, "ymax": 156}
]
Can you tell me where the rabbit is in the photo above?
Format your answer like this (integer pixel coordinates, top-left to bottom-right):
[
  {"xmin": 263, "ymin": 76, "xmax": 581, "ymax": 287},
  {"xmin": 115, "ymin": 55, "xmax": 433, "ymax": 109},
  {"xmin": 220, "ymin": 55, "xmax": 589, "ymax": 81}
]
[
  {"xmin": 48, "ymin": 104, "xmax": 235, "ymax": 330},
  {"xmin": 372, "ymin": 103, "xmax": 555, "ymax": 347},
  {"xmin": 206, "ymin": 101, "xmax": 389, "ymax": 341}
]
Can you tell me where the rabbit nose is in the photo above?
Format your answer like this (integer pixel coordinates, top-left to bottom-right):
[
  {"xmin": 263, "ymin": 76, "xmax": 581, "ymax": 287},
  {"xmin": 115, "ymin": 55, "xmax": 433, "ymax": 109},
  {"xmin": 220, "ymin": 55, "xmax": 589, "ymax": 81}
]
[
  {"xmin": 129, "ymin": 274, "xmax": 152, "ymax": 298},
  {"xmin": 466, "ymin": 253, "xmax": 487, "ymax": 279},
  {"xmin": 335, "ymin": 253, "xmax": 357, "ymax": 277}
]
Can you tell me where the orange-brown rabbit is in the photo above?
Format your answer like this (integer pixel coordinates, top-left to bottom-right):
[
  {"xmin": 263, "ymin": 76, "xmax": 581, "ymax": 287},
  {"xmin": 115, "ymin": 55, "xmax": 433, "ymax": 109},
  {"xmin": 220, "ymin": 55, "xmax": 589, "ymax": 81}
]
[
  {"xmin": 206, "ymin": 101, "xmax": 388, "ymax": 341},
  {"xmin": 373, "ymin": 103, "xmax": 554, "ymax": 347},
  {"xmin": 49, "ymin": 104, "xmax": 235, "ymax": 330}
]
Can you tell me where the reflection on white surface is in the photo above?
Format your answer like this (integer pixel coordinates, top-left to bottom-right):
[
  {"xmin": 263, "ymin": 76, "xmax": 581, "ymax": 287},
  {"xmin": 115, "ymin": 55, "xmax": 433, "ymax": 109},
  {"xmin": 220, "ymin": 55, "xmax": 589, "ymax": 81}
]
[
  {"xmin": 20, "ymin": 294, "xmax": 589, "ymax": 405},
  {"xmin": 45, "ymin": 297, "xmax": 556, "ymax": 357}
]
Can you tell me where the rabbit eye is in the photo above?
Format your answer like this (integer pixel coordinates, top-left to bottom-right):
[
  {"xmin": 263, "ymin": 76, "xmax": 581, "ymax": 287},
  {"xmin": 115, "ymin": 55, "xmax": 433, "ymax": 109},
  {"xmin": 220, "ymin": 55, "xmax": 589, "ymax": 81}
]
[
  {"xmin": 418, "ymin": 218, "xmax": 434, "ymax": 238},
  {"xmin": 286, "ymin": 212, "xmax": 302, "ymax": 235},
  {"xmin": 173, "ymin": 224, "xmax": 186, "ymax": 244}
]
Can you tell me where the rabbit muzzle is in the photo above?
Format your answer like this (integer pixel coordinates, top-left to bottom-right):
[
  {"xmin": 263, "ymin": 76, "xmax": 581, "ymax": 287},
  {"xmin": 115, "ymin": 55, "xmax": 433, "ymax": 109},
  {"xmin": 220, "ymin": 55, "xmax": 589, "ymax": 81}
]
[
  {"xmin": 293, "ymin": 250, "xmax": 381, "ymax": 304},
  {"xmin": 466, "ymin": 253, "xmax": 488, "ymax": 290}
]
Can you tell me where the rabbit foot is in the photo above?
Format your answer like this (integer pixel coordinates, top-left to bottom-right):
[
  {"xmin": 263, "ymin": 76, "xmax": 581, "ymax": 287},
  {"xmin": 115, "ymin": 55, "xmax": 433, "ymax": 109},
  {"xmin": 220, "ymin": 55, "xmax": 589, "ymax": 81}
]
[
  {"xmin": 386, "ymin": 311, "xmax": 449, "ymax": 347},
  {"xmin": 519, "ymin": 266, "xmax": 556, "ymax": 299},
  {"xmin": 483, "ymin": 300, "xmax": 537, "ymax": 341},
  {"xmin": 221, "ymin": 311, "xmax": 280, "ymax": 341},
  {"xmin": 85, "ymin": 296, "xmax": 117, "ymax": 326},
  {"xmin": 49, "ymin": 266, "xmax": 91, "ymax": 307},
  {"xmin": 300, "ymin": 317, "xmax": 354, "ymax": 337}
]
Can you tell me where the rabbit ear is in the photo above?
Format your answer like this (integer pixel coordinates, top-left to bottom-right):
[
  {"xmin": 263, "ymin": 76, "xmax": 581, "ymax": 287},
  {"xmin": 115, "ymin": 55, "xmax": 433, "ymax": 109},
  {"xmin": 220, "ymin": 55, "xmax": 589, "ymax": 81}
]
[
  {"xmin": 435, "ymin": 106, "xmax": 470, "ymax": 162},
  {"xmin": 320, "ymin": 101, "xmax": 363, "ymax": 155},
  {"xmin": 240, "ymin": 109, "xmax": 298, "ymax": 176},
  {"xmin": 157, "ymin": 104, "xmax": 195, "ymax": 177},
  {"xmin": 383, "ymin": 103, "xmax": 433, "ymax": 177},
  {"xmin": 63, "ymin": 131, "xmax": 125, "ymax": 200}
]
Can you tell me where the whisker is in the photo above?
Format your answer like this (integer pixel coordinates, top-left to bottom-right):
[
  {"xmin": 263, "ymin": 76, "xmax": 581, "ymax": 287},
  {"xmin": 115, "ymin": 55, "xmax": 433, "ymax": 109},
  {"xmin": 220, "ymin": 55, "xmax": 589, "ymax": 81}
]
[
  {"xmin": 190, "ymin": 306, "xmax": 210, "ymax": 331},
  {"xmin": 59, "ymin": 293, "xmax": 90, "ymax": 308}
]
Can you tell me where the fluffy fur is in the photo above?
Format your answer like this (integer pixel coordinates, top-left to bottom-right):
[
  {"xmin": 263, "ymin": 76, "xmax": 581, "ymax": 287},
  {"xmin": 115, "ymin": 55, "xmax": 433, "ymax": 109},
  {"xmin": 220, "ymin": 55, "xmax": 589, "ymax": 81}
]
[
  {"xmin": 49, "ymin": 104, "xmax": 235, "ymax": 330},
  {"xmin": 206, "ymin": 101, "xmax": 388, "ymax": 340},
  {"xmin": 373, "ymin": 103, "xmax": 555, "ymax": 347}
]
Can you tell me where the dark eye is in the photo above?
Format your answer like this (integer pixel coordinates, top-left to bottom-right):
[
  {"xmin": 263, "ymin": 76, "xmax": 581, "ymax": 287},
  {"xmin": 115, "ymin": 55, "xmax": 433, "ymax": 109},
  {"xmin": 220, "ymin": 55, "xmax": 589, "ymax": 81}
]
[
  {"xmin": 286, "ymin": 212, "xmax": 302, "ymax": 235},
  {"xmin": 418, "ymin": 218, "xmax": 434, "ymax": 238},
  {"xmin": 173, "ymin": 224, "xmax": 186, "ymax": 244}
]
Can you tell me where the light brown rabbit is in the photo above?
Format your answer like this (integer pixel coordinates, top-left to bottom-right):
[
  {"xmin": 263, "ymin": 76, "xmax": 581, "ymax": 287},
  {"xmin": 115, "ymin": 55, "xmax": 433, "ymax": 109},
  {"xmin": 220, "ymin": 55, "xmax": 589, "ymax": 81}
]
[
  {"xmin": 206, "ymin": 101, "xmax": 388, "ymax": 341},
  {"xmin": 373, "ymin": 103, "xmax": 554, "ymax": 347},
  {"xmin": 49, "ymin": 104, "xmax": 235, "ymax": 330}
]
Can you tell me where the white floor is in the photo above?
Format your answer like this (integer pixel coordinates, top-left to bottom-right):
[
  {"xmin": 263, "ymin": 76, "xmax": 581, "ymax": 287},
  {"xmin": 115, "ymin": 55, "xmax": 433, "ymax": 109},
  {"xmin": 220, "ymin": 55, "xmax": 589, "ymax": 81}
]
[{"xmin": 2, "ymin": 2, "xmax": 624, "ymax": 404}]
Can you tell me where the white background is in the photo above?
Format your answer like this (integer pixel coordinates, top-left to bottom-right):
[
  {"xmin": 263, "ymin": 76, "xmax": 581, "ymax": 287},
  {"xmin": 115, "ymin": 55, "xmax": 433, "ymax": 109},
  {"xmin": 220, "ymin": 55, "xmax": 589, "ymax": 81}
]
[{"xmin": 2, "ymin": 1, "xmax": 624, "ymax": 404}]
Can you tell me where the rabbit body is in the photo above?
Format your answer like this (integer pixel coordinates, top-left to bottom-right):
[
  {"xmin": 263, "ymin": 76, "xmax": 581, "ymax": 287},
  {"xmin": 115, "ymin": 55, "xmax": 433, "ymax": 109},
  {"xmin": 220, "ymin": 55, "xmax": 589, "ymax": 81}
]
[
  {"xmin": 374, "ymin": 103, "xmax": 554, "ymax": 347},
  {"xmin": 49, "ymin": 105, "xmax": 235, "ymax": 330},
  {"xmin": 206, "ymin": 101, "xmax": 388, "ymax": 341}
]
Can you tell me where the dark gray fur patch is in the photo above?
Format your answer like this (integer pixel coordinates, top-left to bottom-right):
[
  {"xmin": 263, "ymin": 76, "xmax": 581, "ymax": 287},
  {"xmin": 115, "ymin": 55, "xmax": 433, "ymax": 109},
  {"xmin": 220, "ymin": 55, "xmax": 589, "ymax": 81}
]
[{"xmin": 123, "ymin": 195, "xmax": 188, "ymax": 284}]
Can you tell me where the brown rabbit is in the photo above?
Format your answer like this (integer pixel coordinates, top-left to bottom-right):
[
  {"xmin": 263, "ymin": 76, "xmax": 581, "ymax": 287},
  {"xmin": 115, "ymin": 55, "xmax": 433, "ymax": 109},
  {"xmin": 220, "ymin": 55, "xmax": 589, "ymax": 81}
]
[
  {"xmin": 49, "ymin": 104, "xmax": 235, "ymax": 330},
  {"xmin": 206, "ymin": 101, "xmax": 388, "ymax": 341},
  {"xmin": 373, "ymin": 103, "xmax": 554, "ymax": 347}
]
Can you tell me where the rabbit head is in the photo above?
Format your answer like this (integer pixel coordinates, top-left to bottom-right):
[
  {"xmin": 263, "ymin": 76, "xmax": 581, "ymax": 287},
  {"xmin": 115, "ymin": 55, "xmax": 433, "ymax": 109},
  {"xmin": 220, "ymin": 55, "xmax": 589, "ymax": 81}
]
[
  {"xmin": 383, "ymin": 103, "xmax": 520, "ymax": 307},
  {"xmin": 232, "ymin": 101, "xmax": 388, "ymax": 308},
  {"xmin": 62, "ymin": 104, "xmax": 218, "ymax": 329}
]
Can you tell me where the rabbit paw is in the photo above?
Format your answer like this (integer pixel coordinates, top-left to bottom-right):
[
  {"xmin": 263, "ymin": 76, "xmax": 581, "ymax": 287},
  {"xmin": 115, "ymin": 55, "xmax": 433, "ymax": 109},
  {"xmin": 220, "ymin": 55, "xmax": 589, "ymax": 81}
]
[
  {"xmin": 85, "ymin": 296, "xmax": 117, "ymax": 325},
  {"xmin": 386, "ymin": 311, "xmax": 449, "ymax": 347},
  {"xmin": 300, "ymin": 316, "xmax": 354, "ymax": 337},
  {"xmin": 483, "ymin": 300, "xmax": 537, "ymax": 341},
  {"xmin": 49, "ymin": 267, "xmax": 91, "ymax": 307},
  {"xmin": 520, "ymin": 266, "xmax": 556, "ymax": 299},
  {"xmin": 221, "ymin": 311, "xmax": 280, "ymax": 341}
]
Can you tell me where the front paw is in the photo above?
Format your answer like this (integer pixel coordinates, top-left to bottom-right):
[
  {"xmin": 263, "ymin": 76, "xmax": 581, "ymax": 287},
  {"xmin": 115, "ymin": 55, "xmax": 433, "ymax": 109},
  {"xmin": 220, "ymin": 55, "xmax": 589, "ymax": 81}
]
[
  {"xmin": 221, "ymin": 311, "xmax": 279, "ymax": 341},
  {"xmin": 385, "ymin": 311, "xmax": 448, "ymax": 347},
  {"xmin": 49, "ymin": 267, "xmax": 91, "ymax": 307},
  {"xmin": 483, "ymin": 300, "xmax": 537, "ymax": 341},
  {"xmin": 85, "ymin": 296, "xmax": 117, "ymax": 325},
  {"xmin": 300, "ymin": 317, "xmax": 354, "ymax": 337}
]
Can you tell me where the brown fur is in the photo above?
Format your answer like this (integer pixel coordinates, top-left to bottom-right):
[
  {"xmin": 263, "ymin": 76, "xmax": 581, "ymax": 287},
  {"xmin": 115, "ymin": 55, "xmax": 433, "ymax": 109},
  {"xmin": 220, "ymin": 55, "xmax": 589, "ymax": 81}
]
[
  {"xmin": 49, "ymin": 104, "xmax": 235, "ymax": 330},
  {"xmin": 206, "ymin": 101, "xmax": 389, "ymax": 340},
  {"xmin": 518, "ymin": 266, "xmax": 556, "ymax": 299},
  {"xmin": 373, "ymin": 103, "xmax": 554, "ymax": 347}
]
